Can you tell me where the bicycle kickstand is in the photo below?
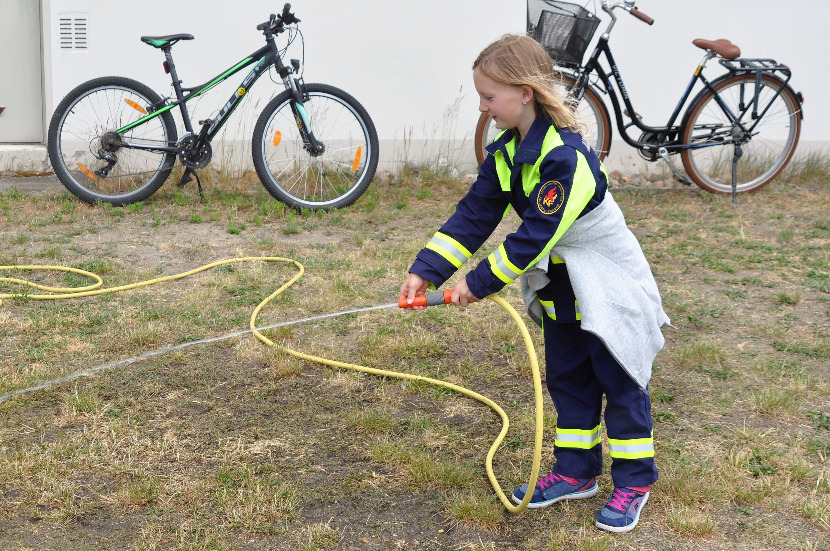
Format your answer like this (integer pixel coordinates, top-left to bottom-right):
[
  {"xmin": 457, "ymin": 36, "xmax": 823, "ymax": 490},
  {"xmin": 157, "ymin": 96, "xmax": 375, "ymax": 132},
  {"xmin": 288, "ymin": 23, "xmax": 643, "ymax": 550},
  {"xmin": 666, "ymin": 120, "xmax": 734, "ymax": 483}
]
[
  {"xmin": 176, "ymin": 167, "xmax": 206, "ymax": 202},
  {"xmin": 731, "ymin": 144, "xmax": 743, "ymax": 208}
]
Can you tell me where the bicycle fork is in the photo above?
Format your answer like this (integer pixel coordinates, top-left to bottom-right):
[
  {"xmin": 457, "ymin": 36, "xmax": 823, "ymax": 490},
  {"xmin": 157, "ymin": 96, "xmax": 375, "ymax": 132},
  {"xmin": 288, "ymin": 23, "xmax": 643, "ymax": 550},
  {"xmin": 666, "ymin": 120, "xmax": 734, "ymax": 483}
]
[{"xmin": 282, "ymin": 62, "xmax": 325, "ymax": 156}]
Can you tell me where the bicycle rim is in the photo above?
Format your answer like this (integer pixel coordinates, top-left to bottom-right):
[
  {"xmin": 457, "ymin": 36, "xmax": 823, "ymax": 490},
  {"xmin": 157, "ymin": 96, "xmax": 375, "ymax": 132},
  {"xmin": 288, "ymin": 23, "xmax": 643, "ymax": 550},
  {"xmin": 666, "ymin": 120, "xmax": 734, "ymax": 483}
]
[
  {"xmin": 257, "ymin": 89, "xmax": 376, "ymax": 210},
  {"xmin": 474, "ymin": 75, "xmax": 609, "ymax": 165},
  {"xmin": 54, "ymin": 85, "xmax": 173, "ymax": 203},
  {"xmin": 681, "ymin": 74, "xmax": 801, "ymax": 193}
]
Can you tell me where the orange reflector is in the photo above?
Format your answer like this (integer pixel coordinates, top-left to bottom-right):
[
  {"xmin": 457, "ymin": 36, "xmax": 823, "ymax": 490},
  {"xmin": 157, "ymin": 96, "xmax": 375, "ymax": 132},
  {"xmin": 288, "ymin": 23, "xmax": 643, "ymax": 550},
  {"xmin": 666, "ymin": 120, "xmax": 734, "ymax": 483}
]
[
  {"xmin": 124, "ymin": 99, "xmax": 147, "ymax": 114},
  {"xmin": 352, "ymin": 146, "xmax": 362, "ymax": 173},
  {"xmin": 77, "ymin": 163, "xmax": 97, "ymax": 180},
  {"xmin": 273, "ymin": 131, "xmax": 282, "ymax": 147}
]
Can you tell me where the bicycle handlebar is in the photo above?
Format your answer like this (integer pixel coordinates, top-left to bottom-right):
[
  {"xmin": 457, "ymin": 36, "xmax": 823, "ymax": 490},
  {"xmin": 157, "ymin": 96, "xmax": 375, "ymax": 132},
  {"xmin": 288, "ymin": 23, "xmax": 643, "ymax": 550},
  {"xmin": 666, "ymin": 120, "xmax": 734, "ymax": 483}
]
[
  {"xmin": 602, "ymin": 1, "xmax": 655, "ymax": 25},
  {"xmin": 256, "ymin": 3, "xmax": 300, "ymax": 33},
  {"xmin": 281, "ymin": 3, "xmax": 300, "ymax": 25},
  {"xmin": 629, "ymin": 7, "xmax": 654, "ymax": 25}
]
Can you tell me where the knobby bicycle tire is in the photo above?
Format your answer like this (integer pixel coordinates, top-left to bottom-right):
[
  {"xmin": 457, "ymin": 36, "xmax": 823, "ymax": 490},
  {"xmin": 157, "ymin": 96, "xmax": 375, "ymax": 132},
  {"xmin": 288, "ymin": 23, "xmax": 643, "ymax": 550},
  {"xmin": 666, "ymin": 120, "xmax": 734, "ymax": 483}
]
[
  {"xmin": 252, "ymin": 83, "xmax": 379, "ymax": 211},
  {"xmin": 474, "ymin": 75, "xmax": 611, "ymax": 166},
  {"xmin": 47, "ymin": 76, "xmax": 178, "ymax": 206},
  {"xmin": 680, "ymin": 73, "xmax": 801, "ymax": 194}
]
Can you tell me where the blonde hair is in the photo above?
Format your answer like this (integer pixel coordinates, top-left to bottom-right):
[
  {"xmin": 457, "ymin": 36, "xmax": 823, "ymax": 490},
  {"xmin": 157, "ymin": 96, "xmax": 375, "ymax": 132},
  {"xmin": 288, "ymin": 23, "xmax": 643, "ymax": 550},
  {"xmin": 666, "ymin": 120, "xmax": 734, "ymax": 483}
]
[{"xmin": 473, "ymin": 34, "xmax": 586, "ymax": 134}]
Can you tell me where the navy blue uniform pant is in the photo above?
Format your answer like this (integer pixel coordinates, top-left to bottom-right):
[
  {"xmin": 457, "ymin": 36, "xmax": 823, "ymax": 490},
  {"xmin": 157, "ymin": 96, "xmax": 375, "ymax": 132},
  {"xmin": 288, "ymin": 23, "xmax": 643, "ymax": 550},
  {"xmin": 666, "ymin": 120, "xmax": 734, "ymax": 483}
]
[{"xmin": 543, "ymin": 320, "xmax": 658, "ymax": 488}]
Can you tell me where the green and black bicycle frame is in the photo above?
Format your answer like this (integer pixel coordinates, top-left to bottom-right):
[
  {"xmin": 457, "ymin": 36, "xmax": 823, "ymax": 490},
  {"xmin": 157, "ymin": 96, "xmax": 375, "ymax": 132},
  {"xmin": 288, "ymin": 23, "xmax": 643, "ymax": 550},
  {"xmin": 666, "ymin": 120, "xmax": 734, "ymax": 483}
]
[{"xmin": 112, "ymin": 29, "xmax": 321, "ymax": 158}]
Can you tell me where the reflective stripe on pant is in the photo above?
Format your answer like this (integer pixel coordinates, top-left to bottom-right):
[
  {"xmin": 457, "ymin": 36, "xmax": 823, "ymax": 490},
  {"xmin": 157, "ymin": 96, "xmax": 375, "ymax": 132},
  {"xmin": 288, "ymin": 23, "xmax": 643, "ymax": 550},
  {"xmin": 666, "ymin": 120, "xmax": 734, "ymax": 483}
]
[{"xmin": 543, "ymin": 320, "xmax": 658, "ymax": 488}]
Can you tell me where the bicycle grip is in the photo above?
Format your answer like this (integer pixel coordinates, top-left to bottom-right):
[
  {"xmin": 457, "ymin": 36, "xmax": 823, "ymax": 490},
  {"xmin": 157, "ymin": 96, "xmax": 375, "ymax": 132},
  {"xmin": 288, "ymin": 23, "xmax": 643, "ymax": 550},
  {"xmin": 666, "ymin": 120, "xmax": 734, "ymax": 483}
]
[
  {"xmin": 630, "ymin": 8, "xmax": 654, "ymax": 25},
  {"xmin": 399, "ymin": 289, "xmax": 453, "ymax": 308}
]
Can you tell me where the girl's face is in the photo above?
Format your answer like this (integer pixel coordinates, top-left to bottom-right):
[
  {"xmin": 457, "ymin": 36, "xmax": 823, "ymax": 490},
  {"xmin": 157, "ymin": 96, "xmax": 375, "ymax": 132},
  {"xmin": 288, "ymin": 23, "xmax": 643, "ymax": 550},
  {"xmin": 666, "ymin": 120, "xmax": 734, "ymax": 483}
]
[{"xmin": 473, "ymin": 69, "xmax": 535, "ymax": 138}]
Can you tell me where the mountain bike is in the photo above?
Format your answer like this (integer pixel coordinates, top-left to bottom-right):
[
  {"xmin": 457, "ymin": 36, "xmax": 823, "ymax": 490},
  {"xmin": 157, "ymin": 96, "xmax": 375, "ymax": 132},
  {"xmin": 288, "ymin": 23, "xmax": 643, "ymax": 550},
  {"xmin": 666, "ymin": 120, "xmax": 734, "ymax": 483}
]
[
  {"xmin": 475, "ymin": 0, "xmax": 804, "ymax": 197},
  {"xmin": 47, "ymin": 4, "xmax": 379, "ymax": 211}
]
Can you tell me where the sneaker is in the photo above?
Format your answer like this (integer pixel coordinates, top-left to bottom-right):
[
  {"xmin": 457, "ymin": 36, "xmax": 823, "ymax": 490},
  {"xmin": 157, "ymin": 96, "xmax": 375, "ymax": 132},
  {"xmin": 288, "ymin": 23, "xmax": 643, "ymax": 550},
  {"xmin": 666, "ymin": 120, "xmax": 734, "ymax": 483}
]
[
  {"xmin": 512, "ymin": 470, "xmax": 598, "ymax": 509},
  {"xmin": 595, "ymin": 487, "xmax": 649, "ymax": 533}
]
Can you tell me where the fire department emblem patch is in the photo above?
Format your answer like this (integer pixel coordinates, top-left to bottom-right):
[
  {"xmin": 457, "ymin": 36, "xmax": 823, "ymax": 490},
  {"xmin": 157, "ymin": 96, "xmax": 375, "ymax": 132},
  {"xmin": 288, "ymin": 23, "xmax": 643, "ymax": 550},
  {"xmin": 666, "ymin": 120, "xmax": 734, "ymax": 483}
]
[{"xmin": 537, "ymin": 180, "xmax": 565, "ymax": 215}]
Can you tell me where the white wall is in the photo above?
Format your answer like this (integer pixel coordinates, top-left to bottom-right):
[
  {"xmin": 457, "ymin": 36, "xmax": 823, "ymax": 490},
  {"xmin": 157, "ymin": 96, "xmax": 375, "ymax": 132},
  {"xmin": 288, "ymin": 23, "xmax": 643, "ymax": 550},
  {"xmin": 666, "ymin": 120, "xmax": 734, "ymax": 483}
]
[
  {"xmin": 37, "ymin": 0, "xmax": 830, "ymax": 173},
  {"xmin": 0, "ymin": 0, "xmax": 44, "ymax": 142}
]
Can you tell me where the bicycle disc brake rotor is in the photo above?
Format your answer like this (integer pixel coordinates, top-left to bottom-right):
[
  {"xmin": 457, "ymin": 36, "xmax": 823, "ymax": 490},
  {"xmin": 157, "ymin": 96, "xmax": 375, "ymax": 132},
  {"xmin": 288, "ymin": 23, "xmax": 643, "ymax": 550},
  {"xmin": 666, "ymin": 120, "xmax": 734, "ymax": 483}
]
[{"xmin": 177, "ymin": 135, "xmax": 213, "ymax": 169}]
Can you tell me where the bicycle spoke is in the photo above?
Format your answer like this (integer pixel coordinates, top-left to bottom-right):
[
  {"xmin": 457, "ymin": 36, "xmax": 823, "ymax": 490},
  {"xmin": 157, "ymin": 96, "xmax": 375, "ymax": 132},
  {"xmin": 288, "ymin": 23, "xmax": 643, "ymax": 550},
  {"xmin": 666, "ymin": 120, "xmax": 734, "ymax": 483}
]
[
  {"xmin": 253, "ymin": 84, "xmax": 377, "ymax": 210},
  {"xmin": 49, "ymin": 78, "xmax": 176, "ymax": 204},
  {"xmin": 681, "ymin": 73, "xmax": 800, "ymax": 193}
]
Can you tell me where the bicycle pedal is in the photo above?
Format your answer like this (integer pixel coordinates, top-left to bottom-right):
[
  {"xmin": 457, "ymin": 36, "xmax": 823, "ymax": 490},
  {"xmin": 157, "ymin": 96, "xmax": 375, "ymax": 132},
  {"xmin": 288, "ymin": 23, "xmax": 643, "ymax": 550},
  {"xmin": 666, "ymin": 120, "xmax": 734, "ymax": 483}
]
[
  {"xmin": 672, "ymin": 174, "xmax": 693, "ymax": 186},
  {"xmin": 659, "ymin": 147, "xmax": 693, "ymax": 186}
]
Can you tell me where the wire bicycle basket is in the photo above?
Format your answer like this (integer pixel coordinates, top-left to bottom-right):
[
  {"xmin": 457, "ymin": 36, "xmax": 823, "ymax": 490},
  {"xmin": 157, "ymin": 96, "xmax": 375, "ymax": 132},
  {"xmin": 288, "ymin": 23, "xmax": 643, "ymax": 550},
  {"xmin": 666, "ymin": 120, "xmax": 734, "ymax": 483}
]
[{"xmin": 528, "ymin": 0, "xmax": 600, "ymax": 67}]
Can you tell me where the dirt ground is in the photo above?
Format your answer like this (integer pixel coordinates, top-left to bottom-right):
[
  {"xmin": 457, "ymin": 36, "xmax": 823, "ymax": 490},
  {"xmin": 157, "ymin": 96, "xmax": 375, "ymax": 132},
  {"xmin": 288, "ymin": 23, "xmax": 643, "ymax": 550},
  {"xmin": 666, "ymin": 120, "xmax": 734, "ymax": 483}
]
[{"xmin": 1, "ymin": 174, "xmax": 828, "ymax": 551}]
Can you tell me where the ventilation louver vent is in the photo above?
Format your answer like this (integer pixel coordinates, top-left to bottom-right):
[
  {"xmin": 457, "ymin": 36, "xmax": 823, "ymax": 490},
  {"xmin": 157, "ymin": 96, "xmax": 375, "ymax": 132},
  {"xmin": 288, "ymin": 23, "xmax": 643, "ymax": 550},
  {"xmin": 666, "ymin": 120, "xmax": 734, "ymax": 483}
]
[{"xmin": 58, "ymin": 14, "xmax": 89, "ymax": 50}]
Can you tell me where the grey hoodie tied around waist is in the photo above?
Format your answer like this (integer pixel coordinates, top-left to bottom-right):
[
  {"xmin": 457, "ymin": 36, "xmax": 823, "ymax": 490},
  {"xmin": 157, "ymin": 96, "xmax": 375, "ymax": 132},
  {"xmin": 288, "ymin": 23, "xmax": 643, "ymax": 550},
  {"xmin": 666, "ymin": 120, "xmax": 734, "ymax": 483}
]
[{"xmin": 520, "ymin": 192, "xmax": 670, "ymax": 390}]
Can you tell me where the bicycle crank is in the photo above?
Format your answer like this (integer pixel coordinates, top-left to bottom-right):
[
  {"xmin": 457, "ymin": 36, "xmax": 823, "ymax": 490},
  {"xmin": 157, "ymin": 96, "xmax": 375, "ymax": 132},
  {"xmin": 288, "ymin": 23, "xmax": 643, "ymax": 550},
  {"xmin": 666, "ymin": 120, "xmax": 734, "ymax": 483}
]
[
  {"xmin": 177, "ymin": 135, "xmax": 213, "ymax": 169},
  {"xmin": 658, "ymin": 147, "xmax": 693, "ymax": 186}
]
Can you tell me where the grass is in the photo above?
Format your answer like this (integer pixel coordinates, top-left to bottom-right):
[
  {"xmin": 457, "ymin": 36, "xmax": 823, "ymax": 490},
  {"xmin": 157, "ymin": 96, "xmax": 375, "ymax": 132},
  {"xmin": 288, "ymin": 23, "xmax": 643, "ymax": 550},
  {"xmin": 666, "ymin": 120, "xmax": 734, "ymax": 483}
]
[{"xmin": 0, "ymin": 163, "xmax": 828, "ymax": 550}]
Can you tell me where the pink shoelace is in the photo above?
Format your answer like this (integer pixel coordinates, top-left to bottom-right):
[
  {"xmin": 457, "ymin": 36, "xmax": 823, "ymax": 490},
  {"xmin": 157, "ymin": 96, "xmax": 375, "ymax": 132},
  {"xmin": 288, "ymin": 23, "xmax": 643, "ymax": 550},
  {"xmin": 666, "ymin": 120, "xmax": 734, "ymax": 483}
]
[
  {"xmin": 537, "ymin": 471, "xmax": 565, "ymax": 490},
  {"xmin": 606, "ymin": 488, "xmax": 637, "ymax": 512}
]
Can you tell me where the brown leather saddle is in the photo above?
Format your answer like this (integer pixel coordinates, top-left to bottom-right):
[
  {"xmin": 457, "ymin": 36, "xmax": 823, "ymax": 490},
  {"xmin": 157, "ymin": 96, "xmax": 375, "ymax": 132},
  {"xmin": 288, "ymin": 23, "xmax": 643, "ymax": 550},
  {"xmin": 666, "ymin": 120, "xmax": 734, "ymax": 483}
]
[{"xmin": 692, "ymin": 38, "xmax": 741, "ymax": 59}]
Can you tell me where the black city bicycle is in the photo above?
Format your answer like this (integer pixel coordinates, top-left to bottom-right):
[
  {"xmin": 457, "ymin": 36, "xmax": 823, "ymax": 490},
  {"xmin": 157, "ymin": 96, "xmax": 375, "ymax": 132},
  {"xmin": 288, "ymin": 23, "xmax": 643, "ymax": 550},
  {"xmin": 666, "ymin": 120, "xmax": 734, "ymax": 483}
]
[
  {"xmin": 475, "ymin": 0, "xmax": 804, "ymax": 197},
  {"xmin": 47, "ymin": 4, "xmax": 379, "ymax": 211}
]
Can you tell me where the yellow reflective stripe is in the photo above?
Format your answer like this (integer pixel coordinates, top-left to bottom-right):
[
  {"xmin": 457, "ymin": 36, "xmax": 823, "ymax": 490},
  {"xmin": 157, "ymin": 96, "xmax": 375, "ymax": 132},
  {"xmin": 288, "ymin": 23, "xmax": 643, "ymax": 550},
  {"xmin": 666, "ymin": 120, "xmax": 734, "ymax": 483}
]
[
  {"xmin": 551, "ymin": 257, "xmax": 564, "ymax": 264},
  {"xmin": 425, "ymin": 232, "xmax": 471, "ymax": 269},
  {"xmin": 608, "ymin": 436, "xmax": 655, "ymax": 459},
  {"xmin": 493, "ymin": 135, "xmax": 515, "ymax": 192},
  {"xmin": 488, "ymin": 254, "xmax": 512, "ymax": 283},
  {"xmin": 555, "ymin": 425, "xmax": 602, "ymax": 449},
  {"xmin": 539, "ymin": 299, "xmax": 556, "ymax": 320},
  {"xmin": 487, "ymin": 244, "xmax": 523, "ymax": 284},
  {"xmin": 491, "ymin": 126, "xmax": 602, "ymax": 269},
  {"xmin": 520, "ymin": 129, "xmax": 564, "ymax": 196},
  {"xmin": 527, "ymin": 150, "xmax": 598, "ymax": 268},
  {"xmin": 575, "ymin": 299, "xmax": 581, "ymax": 321}
]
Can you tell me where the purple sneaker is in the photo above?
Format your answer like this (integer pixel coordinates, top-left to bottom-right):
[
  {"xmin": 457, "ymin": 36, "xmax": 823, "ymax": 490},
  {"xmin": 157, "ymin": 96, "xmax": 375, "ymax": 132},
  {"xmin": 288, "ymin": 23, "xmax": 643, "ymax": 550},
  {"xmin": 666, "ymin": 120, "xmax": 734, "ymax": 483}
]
[
  {"xmin": 512, "ymin": 470, "xmax": 598, "ymax": 509},
  {"xmin": 595, "ymin": 487, "xmax": 649, "ymax": 533}
]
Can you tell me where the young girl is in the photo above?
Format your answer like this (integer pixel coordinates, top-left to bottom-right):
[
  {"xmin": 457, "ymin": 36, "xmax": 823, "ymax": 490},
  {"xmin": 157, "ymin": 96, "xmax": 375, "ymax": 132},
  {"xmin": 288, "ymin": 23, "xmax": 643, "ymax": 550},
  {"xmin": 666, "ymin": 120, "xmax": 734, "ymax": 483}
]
[{"xmin": 399, "ymin": 34, "xmax": 670, "ymax": 533}]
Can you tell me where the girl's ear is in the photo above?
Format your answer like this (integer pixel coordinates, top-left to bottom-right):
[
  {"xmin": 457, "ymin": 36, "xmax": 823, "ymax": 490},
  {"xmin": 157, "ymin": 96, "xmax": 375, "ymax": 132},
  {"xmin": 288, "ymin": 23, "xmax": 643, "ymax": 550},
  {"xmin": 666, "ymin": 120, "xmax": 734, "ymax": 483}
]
[{"xmin": 521, "ymin": 85, "xmax": 534, "ymax": 105}]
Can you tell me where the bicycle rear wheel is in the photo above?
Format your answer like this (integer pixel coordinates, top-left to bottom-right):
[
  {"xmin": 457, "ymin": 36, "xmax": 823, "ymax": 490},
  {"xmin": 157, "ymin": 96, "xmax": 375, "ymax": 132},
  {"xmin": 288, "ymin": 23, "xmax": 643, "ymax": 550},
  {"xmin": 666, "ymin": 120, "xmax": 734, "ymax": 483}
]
[
  {"xmin": 474, "ymin": 75, "xmax": 610, "ymax": 165},
  {"xmin": 252, "ymin": 83, "xmax": 379, "ymax": 211},
  {"xmin": 680, "ymin": 73, "xmax": 801, "ymax": 194},
  {"xmin": 47, "ymin": 76, "xmax": 177, "ymax": 205}
]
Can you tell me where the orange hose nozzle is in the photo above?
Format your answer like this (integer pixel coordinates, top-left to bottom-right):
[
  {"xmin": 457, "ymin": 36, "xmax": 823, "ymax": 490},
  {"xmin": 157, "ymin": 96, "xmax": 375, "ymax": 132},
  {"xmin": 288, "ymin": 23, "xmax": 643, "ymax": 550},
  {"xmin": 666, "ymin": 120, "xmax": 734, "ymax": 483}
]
[{"xmin": 399, "ymin": 288, "xmax": 453, "ymax": 308}]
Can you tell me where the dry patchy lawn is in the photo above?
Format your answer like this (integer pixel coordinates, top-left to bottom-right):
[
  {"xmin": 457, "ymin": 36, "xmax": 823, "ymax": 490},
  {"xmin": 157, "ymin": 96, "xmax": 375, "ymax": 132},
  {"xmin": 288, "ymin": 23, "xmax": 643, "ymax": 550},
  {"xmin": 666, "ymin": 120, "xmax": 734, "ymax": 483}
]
[{"xmin": 0, "ymin": 169, "xmax": 828, "ymax": 550}]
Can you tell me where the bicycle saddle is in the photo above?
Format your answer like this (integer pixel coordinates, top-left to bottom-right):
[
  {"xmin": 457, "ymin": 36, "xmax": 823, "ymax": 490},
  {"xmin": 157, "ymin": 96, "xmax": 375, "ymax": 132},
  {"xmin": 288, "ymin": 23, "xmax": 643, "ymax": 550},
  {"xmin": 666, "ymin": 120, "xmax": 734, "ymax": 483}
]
[
  {"xmin": 140, "ymin": 34, "xmax": 195, "ymax": 48},
  {"xmin": 693, "ymin": 38, "xmax": 740, "ymax": 59}
]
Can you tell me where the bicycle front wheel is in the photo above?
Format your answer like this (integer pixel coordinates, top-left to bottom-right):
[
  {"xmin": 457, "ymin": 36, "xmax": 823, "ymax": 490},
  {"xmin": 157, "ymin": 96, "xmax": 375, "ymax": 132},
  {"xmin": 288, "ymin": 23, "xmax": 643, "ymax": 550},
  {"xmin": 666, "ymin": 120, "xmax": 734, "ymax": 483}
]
[
  {"xmin": 474, "ymin": 75, "xmax": 611, "ymax": 165},
  {"xmin": 47, "ymin": 76, "xmax": 177, "ymax": 205},
  {"xmin": 680, "ymin": 73, "xmax": 801, "ymax": 194},
  {"xmin": 252, "ymin": 83, "xmax": 379, "ymax": 211}
]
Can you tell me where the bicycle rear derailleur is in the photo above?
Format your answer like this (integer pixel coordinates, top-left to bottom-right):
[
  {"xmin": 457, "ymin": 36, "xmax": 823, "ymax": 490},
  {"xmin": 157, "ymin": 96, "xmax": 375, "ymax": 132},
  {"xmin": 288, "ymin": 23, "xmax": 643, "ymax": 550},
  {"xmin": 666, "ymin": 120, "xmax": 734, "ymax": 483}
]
[{"xmin": 92, "ymin": 131, "xmax": 123, "ymax": 178}]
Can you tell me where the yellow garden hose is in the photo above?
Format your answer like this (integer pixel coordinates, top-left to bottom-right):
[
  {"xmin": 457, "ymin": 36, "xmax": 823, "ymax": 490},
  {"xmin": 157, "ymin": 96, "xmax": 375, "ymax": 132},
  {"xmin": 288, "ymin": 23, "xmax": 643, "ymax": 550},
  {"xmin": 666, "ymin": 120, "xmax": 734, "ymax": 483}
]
[{"xmin": 0, "ymin": 257, "xmax": 544, "ymax": 513}]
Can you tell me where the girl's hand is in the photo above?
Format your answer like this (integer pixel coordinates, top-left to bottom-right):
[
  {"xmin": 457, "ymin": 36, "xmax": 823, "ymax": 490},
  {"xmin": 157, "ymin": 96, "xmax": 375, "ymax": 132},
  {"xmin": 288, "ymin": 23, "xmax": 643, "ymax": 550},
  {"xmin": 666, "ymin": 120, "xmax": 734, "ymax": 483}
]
[
  {"xmin": 400, "ymin": 273, "xmax": 430, "ymax": 310},
  {"xmin": 452, "ymin": 278, "xmax": 481, "ymax": 307}
]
